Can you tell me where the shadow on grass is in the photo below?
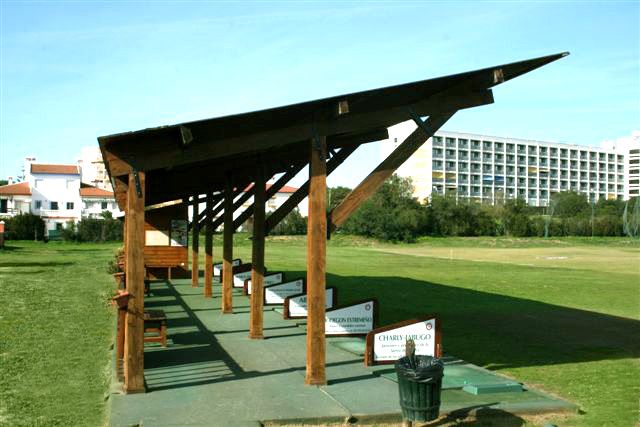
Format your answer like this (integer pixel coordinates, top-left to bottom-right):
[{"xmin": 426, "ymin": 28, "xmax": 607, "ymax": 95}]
[
  {"xmin": 0, "ymin": 261, "xmax": 74, "ymax": 267},
  {"xmin": 325, "ymin": 273, "xmax": 640, "ymax": 370}
]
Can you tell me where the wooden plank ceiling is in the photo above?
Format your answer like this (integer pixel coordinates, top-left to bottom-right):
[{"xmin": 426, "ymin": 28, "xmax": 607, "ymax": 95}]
[{"xmin": 98, "ymin": 52, "xmax": 568, "ymax": 208}]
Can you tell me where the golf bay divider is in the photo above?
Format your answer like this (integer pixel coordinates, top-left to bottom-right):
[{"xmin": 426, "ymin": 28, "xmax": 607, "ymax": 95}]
[
  {"xmin": 213, "ymin": 258, "xmax": 242, "ymax": 276},
  {"xmin": 325, "ymin": 298, "xmax": 378, "ymax": 337},
  {"xmin": 243, "ymin": 272, "xmax": 285, "ymax": 295},
  {"xmin": 364, "ymin": 316, "xmax": 441, "ymax": 367},
  {"xmin": 264, "ymin": 279, "xmax": 306, "ymax": 305},
  {"xmin": 283, "ymin": 287, "xmax": 338, "ymax": 319},
  {"xmin": 232, "ymin": 264, "xmax": 259, "ymax": 288}
]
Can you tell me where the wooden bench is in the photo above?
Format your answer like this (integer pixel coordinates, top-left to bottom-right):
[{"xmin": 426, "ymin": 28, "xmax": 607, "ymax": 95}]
[{"xmin": 144, "ymin": 310, "xmax": 167, "ymax": 347}]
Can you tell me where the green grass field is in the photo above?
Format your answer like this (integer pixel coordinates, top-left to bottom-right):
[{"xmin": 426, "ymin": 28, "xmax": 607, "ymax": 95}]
[{"xmin": 1, "ymin": 236, "xmax": 638, "ymax": 426}]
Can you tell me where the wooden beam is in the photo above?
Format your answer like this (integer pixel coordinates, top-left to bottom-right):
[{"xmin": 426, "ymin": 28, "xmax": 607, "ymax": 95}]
[
  {"xmin": 204, "ymin": 193, "xmax": 214, "ymax": 298},
  {"xmin": 211, "ymin": 178, "xmax": 260, "ymax": 230},
  {"xmin": 222, "ymin": 178, "xmax": 234, "ymax": 313},
  {"xmin": 249, "ymin": 170, "xmax": 266, "ymax": 339},
  {"xmin": 330, "ymin": 112, "xmax": 454, "ymax": 229},
  {"xmin": 305, "ymin": 136, "xmax": 327, "ymax": 385},
  {"xmin": 191, "ymin": 194, "xmax": 199, "ymax": 287},
  {"xmin": 124, "ymin": 171, "xmax": 145, "ymax": 393},
  {"xmin": 192, "ymin": 194, "xmax": 223, "ymax": 228},
  {"xmin": 232, "ymin": 162, "xmax": 307, "ymax": 231},
  {"xmin": 141, "ymin": 129, "xmax": 388, "ymax": 207},
  {"xmin": 265, "ymin": 145, "xmax": 357, "ymax": 234}
]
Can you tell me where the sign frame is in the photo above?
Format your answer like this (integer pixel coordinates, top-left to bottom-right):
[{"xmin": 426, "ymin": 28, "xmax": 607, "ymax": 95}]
[
  {"xmin": 243, "ymin": 271, "xmax": 285, "ymax": 295},
  {"xmin": 324, "ymin": 298, "xmax": 379, "ymax": 337},
  {"xmin": 364, "ymin": 315, "xmax": 442, "ymax": 366},
  {"xmin": 282, "ymin": 286, "xmax": 338, "ymax": 319},
  {"xmin": 263, "ymin": 278, "xmax": 306, "ymax": 306},
  {"xmin": 213, "ymin": 258, "xmax": 242, "ymax": 276}
]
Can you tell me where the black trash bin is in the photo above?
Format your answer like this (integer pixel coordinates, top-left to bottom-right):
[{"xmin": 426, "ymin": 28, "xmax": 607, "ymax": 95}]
[{"xmin": 395, "ymin": 355, "xmax": 444, "ymax": 423}]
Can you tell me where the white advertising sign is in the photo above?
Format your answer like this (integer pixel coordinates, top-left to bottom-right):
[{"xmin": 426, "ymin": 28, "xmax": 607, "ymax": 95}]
[
  {"xmin": 287, "ymin": 288, "xmax": 335, "ymax": 317},
  {"xmin": 246, "ymin": 273, "xmax": 283, "ymax": 294},
  {"xmin": 325, "ymin": 301, "xmax": 375, "ymax": 336},
  {"xmin": 214, "ymin": 259, "xmax": 241, "ymax": 276},
  {"xmin": 233, "ymin": 271, "xmax": 253, "ymax": 288},
  {"xmin": 373, "ymin": 319, "xmax": 436, "ymax": 362},
  {"xmin": 264, "ymin": 279, "xmax": 305, "ymax": 305}
]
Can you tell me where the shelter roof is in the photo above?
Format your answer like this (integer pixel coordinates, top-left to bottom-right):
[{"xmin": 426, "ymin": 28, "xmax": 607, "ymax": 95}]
[{"xmin": 98, "ymin": 52, "xmax": 568, "ymax": 209}]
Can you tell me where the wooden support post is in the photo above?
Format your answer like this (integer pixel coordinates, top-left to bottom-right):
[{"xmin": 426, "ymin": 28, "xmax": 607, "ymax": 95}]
[
  {"xmin": 249, "ymin": 170, "xmax": 266, "ymax": 339},
  {"xmin": 204, "ymin": 193, "xmax": 213, "ymax": 298},
  {"xmin": 191, "ymin": 195, "xmax": 200, "ymax": 287},
  {"xmin": 330, "ymin": 113, "xmax": 454, "ymax": 229},
  {"xmin": 222, "ymin": 178, "xmax": 234, "ymax": 313},
  {"xmin": 124, "ymin": 171, "xmax": 145, "ymax": 393},
  {"xmin": 305, "ymin": 136, "xmax": 327, "ymax": 385}
]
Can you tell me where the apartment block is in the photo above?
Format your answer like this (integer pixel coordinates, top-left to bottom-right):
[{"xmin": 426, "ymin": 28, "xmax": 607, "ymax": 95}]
[{"xmin": 382, "ymin": 123, "xmax": 637, "ymax": 206}]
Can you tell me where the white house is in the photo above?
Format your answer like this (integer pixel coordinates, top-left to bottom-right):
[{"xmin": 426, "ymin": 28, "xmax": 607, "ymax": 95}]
[{"xmin": 0, "ymin": 160, "xmax": 121, "ymax": 236}]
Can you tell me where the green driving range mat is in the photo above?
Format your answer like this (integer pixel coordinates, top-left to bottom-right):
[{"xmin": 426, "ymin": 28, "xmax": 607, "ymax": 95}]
[
  {"xmin": 329, "ymin": 338, "xmax": 366, "ymax": 356},
  {"xmin": 377, "ymin": 360, "xmax": 522, "ymax": 393},
  {"xmin": 273, "ymin": 307, "xmax": 284, "ymax": 315}
]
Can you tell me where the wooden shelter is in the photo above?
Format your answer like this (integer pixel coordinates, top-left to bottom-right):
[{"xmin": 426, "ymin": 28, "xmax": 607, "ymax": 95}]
[{"xmin": 99, "ymin": 52, "xmax": 567, "ymax": 393}]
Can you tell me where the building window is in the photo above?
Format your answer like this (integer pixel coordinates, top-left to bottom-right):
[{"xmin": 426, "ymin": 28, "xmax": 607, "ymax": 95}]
[
  {"xmin": 66, "ymin": 202, "xmax": 74, "ymax": 210},
  {"xmin": 50, "ymin": 201, "xmax": 59, "ymax": 210},
  {"xmin": 101, "ymin": 202, "xmax": 108, "ymax": 210},
  {"xmin": 35, "ymin": 200, "xmax": 42, "ymax": 209}
]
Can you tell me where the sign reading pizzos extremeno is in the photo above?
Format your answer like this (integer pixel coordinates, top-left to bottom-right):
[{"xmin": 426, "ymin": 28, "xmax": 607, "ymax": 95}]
[
  {"xmin": 244, "ymin": 272, "xmax": 284, "ymax": 295},
  {"xmin": 325, "ymin": 299, "xmax": 377, "ymax": 336},
  {"xmin": 364, "ymin": 316, "xmax": 441, "ymax": 366},
  {"xmin": 214, "ymin": 259, "xmax": 242, "ymax": 276},
  {"xmin": 283, "ymin": 287, "xmax": 337, "ymax": 318},
  {"xmin": 264, "ymin": 279, "xmax": 305, "ymax": 305}
]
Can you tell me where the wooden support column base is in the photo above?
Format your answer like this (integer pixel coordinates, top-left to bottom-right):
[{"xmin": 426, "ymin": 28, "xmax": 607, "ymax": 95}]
[{"xmin": 249, "ymin": 334, "xmax": 264, "ymax": 340}]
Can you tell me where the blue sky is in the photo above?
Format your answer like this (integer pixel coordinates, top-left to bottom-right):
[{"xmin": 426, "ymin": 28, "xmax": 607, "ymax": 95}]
[{"xmin": 1, "ymin": 1, "xmax": 638, "ymax": 188}]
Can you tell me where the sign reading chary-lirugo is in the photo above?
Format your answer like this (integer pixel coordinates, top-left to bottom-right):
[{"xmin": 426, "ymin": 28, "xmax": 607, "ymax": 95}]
[
  {"xmin": 325, "ymin": 299, "xmax": 377, "ymax": 337},
  {"xmin": 283, "ymin": 287, "xmax": 337, "ymax": 319},
  {"xmin": 244, "ymin": 272, "xmax": 284, "ymax": 295},
  {"xmin": 264, "ymin": 279, "xmax": 305, "ymax": 305},
  {"xmin": 214, "ymin": 259, "xmax": 242, "ymax": 276},
  {"xmin": 364, "ymin": 316, "xmax": 441, "ymax": 366}
]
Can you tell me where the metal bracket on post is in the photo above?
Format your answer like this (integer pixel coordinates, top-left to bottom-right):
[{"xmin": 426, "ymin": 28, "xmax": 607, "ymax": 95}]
[{"xmin": 132, "ymin": 169, "xmax": 142, "ymax": 198}]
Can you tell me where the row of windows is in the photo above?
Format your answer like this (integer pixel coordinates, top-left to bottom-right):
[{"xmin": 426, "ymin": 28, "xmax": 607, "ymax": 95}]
[
  {"xmin": 34, "ymin": 201, "xmax": 112, "ymax": 210},
  {"xmin": 433, "ymin": 150, "xmax": 624, "ymax": 170},
  {"xmin": 431, "ymin": 162, "xmax": 625, "ymax": 180},
  {"xmin": 432, "ymin": 136, "xmax": 624, "ymax": 162},
  {"xmin": 433, "ymin": 185, "xmax": 623, "ymax": 200},
  {"xmin": 433, "ymin": 177, "xmax": 624, "ymax": 192}
]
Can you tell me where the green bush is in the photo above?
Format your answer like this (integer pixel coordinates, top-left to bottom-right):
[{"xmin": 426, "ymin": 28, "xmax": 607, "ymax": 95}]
[
  {"xmin": 60, "ymin": 216, "xmax": 123, "ymax": 242},
  {"xmin": 270, "ymin": 208, "xmax": 307, "ymax": 235},
  {"xmin": 2, "ymin": 213, "xmax": 46, "ymax": 240}
]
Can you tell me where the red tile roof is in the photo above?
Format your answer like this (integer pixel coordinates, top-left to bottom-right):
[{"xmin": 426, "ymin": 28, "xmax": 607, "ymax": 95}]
[
  {"xmin": 31, "ymin": 164, "xmax": 79, "ymax": 175},
  {"xmin": 242, "ymin": 183, "xmax": 299, "ymax": 194},
  {"xmin": 0, "ymin": 181, "xmax": 31, "ymax": 196},
  {"xmin": 80, "ymin": 186, "xmax": 114, "ymax": 198}
]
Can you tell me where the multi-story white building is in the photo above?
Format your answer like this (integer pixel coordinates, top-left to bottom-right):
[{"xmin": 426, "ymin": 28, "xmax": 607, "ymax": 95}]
[
  {"xmin": 382, "ymin": 123, "xmax": 638, "ymax": 206},
  {"xmin": 0, "ymin": 158, "xmax": 121, "ymax": 236},
  {"xmin": 77, "ymin": 146, "xmax": 112, "ymax": 190}
]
